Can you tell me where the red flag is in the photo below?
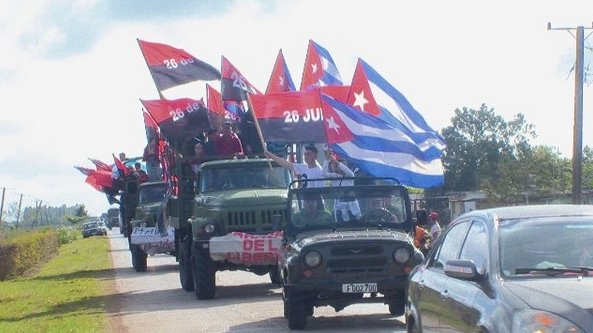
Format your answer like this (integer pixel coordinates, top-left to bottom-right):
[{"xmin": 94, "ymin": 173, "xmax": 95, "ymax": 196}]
[
  {"xmin": 140, "ymin": 98, "xmax": 211, "ymax": 142},
  {"xmin": 113, "ymin": 154, "xmax": 130, "ymax": 177},
  {"xmin": 207, "ymin": 84, "xmax": 224, "ymax": 115},
  {"xmin": 266, "ymin": 49, "xmax": 296, "ymax": 94},
  {"xmin": 85, "ymin": 169, "xmax": 115, "ymax": 192},
  {"xmin": 74, "ymin": 166, "xmax": 95, "ymax": 176},
  {"xmin": 318, "ymin": 85, "xmax": 351, "ymax": 104},
  {"xmin": 250, "ymin": 90, "xmax": 326, "ymax": 143},
  {"xmin": 300, "ymin": 40, "xmax": 342, "ymax": 91},
  {"xmin": 143, "ymin": 110, "xmax": 158, "ymax": 129},
  {"xmin": 137, "ymin": 39, "xmax": 220, "ymax": 91},
  {"xmin": 89, "ymin": 158, "xmax": 112, "ymax": 172},
  {"xmin": 346, "ymin": 59, "xmax": 381, "ymax": 116},
  {"xmin": 221, "ymin": 56, "xmax": 261, "ymax": 102}
]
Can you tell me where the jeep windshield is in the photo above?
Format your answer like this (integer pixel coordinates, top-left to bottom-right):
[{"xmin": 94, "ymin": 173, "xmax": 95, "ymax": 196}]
[
  {"xmin": 200, "ymin": 165, "xmax": 289, "ymax": 192},
  {"xmin": 287, "ymin": 185, "xmax": 409, "ymax": 236},
  {"xmin": 139, "ymin": 184, "xmax": 166, "ymax": 204}
]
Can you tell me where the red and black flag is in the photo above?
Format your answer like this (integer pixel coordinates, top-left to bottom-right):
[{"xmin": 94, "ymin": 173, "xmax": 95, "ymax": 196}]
[
  {"xmin": 206, "ymin": 84, "xmax": 224, "ymax": 128},
  {"xmin": 266, "ymin": 49, "xmax": 296, "ymax": 94},
  {"xmin": 85, "ymin": 169, "xmax": 115, "ymax": 193},
  {"xmin": 137, "ymin": 39, "xmax": 221, "ymax": 91},
  {"xmin": 249, "ymin": 90, "xmax": 326, "ymax": 143},
  {"xmin": 221, "ymin": 56, "xmax": 261, "ymax": 102},
  {"xmin": 143, "ymin": 109, "xmax": 159, "ymax": 141},
  {"xmin": 140, "ymin": 98, "xmax": 211, "ymax": 143},
  {"xmin": 74, "ymin": 166, "xmax": 95, "ymax": 176},
  {"xmin": 88, "ymin": 158, "xmax": 112, "ymax": 172}
]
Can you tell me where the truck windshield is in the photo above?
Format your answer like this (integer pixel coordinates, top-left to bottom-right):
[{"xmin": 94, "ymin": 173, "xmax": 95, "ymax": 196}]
[
  {"xmin": 200, "ymin": 165, "xmax": 289, "ymax": 192},
  {"xmin": 287, "ymin": 187, "xmax": 408, "ymax": 235},
  {"xmin": 139, "ymin": 185, "xmax": 167, "ymax": 204}
]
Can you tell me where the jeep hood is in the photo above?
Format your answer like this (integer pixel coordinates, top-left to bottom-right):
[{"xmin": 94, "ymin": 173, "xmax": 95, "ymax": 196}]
[
  {"xmin": 200, "ymin": 188, "xmax": 287, "ymax": 207},
  {"xmin": 294, "ymin": 229, "xmax": 411, "ymax": 249}
]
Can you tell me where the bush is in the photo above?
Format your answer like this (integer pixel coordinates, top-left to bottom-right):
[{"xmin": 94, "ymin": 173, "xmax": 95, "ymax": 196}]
[
  {"xmin": 0, "ymin": 230, "xmax": 59, "ymax": 280},
  {"xmin": 57, "ymin": 226, "xmax": 79, "ymax": 245}
]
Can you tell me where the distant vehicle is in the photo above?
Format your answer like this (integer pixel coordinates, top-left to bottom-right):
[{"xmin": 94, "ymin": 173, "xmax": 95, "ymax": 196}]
[
  {"xmin": 107, "ymin": 208, "xmax": 119, "ymax": 230},
  {"xmin": 280, "ymin": 177, "xmax": 423, "ymax": 330},
  {"xmin": 407, "ymin": 205, "xmax": 593, "ymax": 333},
  {"xmin": 82, "ymin": 220, "xmax": 108, "ymax": 238}
]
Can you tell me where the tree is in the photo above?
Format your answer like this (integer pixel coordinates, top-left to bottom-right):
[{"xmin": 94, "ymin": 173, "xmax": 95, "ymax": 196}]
[{"xmin": 441, "ymin": 104, "xmax": 536, "ymax": 194}]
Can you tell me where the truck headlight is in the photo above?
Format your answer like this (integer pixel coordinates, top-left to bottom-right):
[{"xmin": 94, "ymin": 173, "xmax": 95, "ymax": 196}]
[
  {"xmin": 393, "ymin": 247, "xmax": 411, "ymax": 264},
  {"xmin": 304, "ymin": 251, "xmax": 322, "ymax": 268},
  {"xmin": 204, "ymin": 224, "xmax": 215, "ymax": 234},
  {"xmin": 512, "ymin": 309, "xmax": 583, "ymax": 333}
]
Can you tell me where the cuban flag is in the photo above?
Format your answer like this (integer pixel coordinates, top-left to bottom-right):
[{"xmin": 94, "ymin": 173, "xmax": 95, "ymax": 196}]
[
  {"xmin": 300, "ymin": 40, "xmax": 342, "ymax": 91},
  {"xmin": 266, "ymin": 49, "xmax": 296, "ymax": 94},
  {"xmin": 347, "ymin": 59, "xmax": 445, "ymax": 152},
  {"xmin": 321, "ymin": 94, "xmax": 444, "ymax": 189}
]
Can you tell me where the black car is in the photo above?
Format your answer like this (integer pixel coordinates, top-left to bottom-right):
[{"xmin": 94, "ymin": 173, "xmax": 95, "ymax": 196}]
[
  {"xmin": 280, "ymin": 178, "xmax": 424, "ymax": 330},
  {"xmin": 406, "ymin": 205, "xmax": 593, "ymax": 332}
]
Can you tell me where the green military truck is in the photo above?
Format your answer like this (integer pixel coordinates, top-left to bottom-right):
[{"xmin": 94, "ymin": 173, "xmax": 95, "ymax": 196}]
[
  {"xmin": 172, "ymin": 158, "xmax": 291, "ymax": 299},
  {"xmin": 128, "ymin": 181, "xmax": 172, "ymax": 272}
]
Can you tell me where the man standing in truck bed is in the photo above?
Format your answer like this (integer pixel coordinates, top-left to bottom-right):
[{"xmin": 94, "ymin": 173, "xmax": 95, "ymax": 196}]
[{"xmin": 264, "ymin": 145, "xmax": 324, "ymax": 188}]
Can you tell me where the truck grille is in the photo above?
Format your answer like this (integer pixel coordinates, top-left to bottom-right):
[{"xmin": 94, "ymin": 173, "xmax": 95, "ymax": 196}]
[
  {"xmin": 331, "ymin": 245, "xmax": 383, "ymax": 256},
  {"xmin": 327, "ymin": 257, "xmax": 387, "ymax": 274},
  {"xmin": 225, "ymin": 208, "xmax": 286, "ymax": 233}
]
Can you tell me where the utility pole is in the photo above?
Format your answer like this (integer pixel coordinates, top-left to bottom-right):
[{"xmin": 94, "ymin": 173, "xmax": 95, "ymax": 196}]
[
  {"xmin": 548, "ymin": 22, "xmax": 593, "ymax": 204},
  {"xmin": 0, "ymin": 187, "xmax": 5, "ymax": 226},
  {"xmin": 15, "ymin": 194, "xmax": 23, "ymax": 229}
]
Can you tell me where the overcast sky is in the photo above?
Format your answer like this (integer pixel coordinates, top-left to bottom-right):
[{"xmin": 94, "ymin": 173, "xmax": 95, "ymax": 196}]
[{"xmin": 1, "ymin": 0, "xmax": 593, "ymax": 216}]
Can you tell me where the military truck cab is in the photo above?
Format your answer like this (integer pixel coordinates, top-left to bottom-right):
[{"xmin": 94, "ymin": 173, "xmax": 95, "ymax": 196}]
[
  {"xmin": 184, "ymin": 158, "xmax": 290, "ymax": 299},
  {"xmin": 280, "ymin": 178, "xmax": 424, "ymax": 330},
  {"xmin": 128, "ymin": 181, "xmax": 172, "ymax": 272}
]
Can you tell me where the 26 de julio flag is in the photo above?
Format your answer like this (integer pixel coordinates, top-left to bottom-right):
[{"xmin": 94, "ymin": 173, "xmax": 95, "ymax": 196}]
[
  {"xmin": 137, "ymin": 39, "xmax": 221, "ymax": 91},
  {"xmin": 266, "ymin": 49, "xmax": 296, "ymax": 94},
  {"xmin": 249, "ymin": 90, "xmax": 326, "ymax": 143},
  {"xmin": 140, "ymin": 98, "xmax": 211, "ymax": 143},
  {"xmin": 300, "ymin": 39, "xmax": 342, "ymax": 91},
  {"xmin": 221, "ymin": 56, "xmax": 261, "ymax": 102},
  {"xmin": 206, "ymin": 84, "xmax": 224, "ymax": 128}
]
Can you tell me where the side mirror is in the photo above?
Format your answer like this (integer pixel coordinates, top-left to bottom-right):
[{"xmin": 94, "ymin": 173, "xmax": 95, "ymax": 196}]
[
  {"xmin": 444, "ymin": 260, "xmax": 479, "ymax": 281},
  {"xmin": 272, "ymin": 214, "xmax": 283, "ymax": 230}
]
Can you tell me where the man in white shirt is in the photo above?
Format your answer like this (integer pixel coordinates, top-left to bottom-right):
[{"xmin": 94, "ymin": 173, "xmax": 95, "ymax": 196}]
[
  {"xmin": 429, "ymin": 212, "xmax": 442, "ymax": 242},
  {"xmin": 264, "ymin": 145, "xmax": 325, "ymax": 188}
]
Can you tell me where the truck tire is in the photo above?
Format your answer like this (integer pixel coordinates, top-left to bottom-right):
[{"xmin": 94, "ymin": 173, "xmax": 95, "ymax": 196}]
[
  {"xmin": 269, "ymin": 268, "xmax": 281, "ymax": 286},
  {"xmin": 192, "ymin": 251, "xmax": 216, "ymax": 299},
  {"xmin": 286, "ymin": 291, "xmax": 307, "ymax": 330},
  {"xmin": 179, "ymin": 237, "xmax": 194, "ymax": 291},
  {"xmin": 388, "ymin": 298, "xmax": 405, "ymax": 316},
  {"xmin": 131, "ymin": 244, "xmax": 147, "ymax": 272}
]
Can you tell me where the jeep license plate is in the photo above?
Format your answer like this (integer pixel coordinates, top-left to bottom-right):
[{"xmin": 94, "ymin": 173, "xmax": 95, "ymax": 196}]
[{"xmin": 342, "ymin": 283, "xmax": 378, "ymax": 293}]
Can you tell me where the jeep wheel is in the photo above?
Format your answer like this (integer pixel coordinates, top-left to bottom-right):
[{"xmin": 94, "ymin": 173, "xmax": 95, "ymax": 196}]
[
  {"xmin": 286, "ymin": 291, "xmax": 307, "ymax": 330},
  {"xmin": 131, "ymin": 244, "xmax": 147, "ymax": 272},
  {"xmin": 192, "ymin": 251, "xmax": 216, "ymax": 299},
  {"xmin": 388, "ymin": 298, "xmax": 405, "ymax": 316},
  {"xmin": 179, "ymin": 237, "xmax": 194, "ymax": 291},
  {"xmin": 269, "ymin": 268, "xmax": 281, "ymax": 286}
]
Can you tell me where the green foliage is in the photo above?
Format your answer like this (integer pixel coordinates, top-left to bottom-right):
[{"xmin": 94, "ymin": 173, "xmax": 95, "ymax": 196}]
[
  {"xmin": 441, "ymin": 104, "xmax": 536, "ymax": 193},
  {"xmin": 0, "ymin": 230, "xmax": 59, "ymax": 280},
  {"xmin": 57, "ymin": 226, "xmax": 79, "ymax": 245},
  {"xmin": 0, "ymin": 236, "xmax": 111, "ymax": 333},
  {"xmin": 74, "ymin": 204, "xmax": 88, "ymax": 218}
]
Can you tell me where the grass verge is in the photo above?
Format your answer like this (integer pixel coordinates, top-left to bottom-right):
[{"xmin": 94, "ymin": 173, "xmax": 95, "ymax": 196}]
[{"xmin": 0, "ymin": 236, "xmax": 113, "ymax": 333}]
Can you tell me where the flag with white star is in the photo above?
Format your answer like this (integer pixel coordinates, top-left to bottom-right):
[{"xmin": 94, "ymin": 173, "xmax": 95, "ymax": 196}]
[
  {"xmin": 321, "ymin": 94, "xmax": 444, "ymax": 189},
  {"xmin": 347, "ymin": 59, "xmax": 446, "ymax": 152},
  {"xmin": 266, "ymin": 49, "xmax": 296, "ymax": 94},
  {"xmin": 300, "ymin": 39, "xmax": 342, "ymax": 91}
]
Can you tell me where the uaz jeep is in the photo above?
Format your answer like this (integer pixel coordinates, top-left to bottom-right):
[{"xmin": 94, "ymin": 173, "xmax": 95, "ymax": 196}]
[{"xmin": 279, "ymin": 178, "xmax": 423, "ymax": 329}]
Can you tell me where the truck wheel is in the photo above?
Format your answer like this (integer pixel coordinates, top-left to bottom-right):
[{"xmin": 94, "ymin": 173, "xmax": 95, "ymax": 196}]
[
  {"xmin": 388, "ymin": 298, "xmax": 405, "ymax": 316},
  {"xmin": 192, "ymin": 251, "xmax": 216, "ymax": 299},
  {"xmin": 131, "ymin": 244, "xmax": 147, "ymax": 272},
  {"xmin": 286, "ymin": 291, "xmax": 307, "ymax": 330},
  {"xmin": 179, "ymin": 237, "xmax": 194, "ymax": 291},
  {"xmin": 269, "ymin": 268, "xmax": 281, "ymax": 286}
]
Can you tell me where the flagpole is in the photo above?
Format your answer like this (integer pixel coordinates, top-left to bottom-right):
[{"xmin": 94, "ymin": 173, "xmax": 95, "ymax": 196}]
[
  {"xmin": 246, "ymin": 94, "xmax": 275, "ymax": 173},
  {"xmin": 137, "ymin": 38, "xmax": 165, "ymax": 99}
]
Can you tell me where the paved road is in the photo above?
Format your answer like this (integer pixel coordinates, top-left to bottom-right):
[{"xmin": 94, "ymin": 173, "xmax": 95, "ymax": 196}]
[{"xmin": 107, "ymin": 229, "xmax": 406, "ymax": 333}]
